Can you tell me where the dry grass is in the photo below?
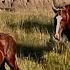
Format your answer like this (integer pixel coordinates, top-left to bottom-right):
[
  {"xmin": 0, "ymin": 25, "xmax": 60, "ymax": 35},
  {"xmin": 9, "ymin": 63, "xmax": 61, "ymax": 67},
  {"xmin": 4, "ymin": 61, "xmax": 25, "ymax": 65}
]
[{"xmin": 0, "ymin": 10, "xmax": 70, "ymax": 70}]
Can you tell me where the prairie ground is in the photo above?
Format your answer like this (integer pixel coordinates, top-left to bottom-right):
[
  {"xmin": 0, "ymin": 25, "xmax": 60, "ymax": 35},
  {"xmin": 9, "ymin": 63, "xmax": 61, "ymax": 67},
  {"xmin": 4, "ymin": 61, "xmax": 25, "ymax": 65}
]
[{"xmin": 0, "ymin": 10, "xmax": 70, "ymax": 70}]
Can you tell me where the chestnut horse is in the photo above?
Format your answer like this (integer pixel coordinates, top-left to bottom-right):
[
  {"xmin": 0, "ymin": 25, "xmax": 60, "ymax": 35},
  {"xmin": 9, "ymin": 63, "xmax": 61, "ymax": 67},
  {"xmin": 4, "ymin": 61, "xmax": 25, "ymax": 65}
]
[
  {"xmin": 0, "ymin": 33, "xmax": 19, "ymax": 70},
  {"xmin": 53, "ymin": 4, "xmax": 70, "ymax": 41}
]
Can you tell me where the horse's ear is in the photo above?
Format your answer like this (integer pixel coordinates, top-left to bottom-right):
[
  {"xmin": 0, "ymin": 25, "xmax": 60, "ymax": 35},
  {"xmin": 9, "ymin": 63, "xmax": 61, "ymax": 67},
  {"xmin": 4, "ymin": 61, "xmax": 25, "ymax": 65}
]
[{"xmin": 52, "ymin": 7, "xmax": 58, "ymax": 13}]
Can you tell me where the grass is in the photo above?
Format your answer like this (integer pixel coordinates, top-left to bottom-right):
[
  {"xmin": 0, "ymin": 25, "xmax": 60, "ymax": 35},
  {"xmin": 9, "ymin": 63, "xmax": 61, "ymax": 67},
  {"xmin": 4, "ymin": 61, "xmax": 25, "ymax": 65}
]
[
  {"xmin": 0, "ymin": 10, "xmax": 52, "ymax": 46},
  {"xmin": 0, "ymin": 10, "xmax": 70, "ymax": 70},
  {"xmin": 6, "ymin": 46, "xmax": 70, "ymax": 70}
]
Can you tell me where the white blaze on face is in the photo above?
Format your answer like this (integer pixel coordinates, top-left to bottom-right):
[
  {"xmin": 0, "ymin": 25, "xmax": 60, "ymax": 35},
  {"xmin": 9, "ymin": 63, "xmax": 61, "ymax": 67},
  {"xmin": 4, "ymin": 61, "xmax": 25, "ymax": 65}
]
[{"xmin": 55, "ymin": 15, "xmax": 62, "ymax": 36}]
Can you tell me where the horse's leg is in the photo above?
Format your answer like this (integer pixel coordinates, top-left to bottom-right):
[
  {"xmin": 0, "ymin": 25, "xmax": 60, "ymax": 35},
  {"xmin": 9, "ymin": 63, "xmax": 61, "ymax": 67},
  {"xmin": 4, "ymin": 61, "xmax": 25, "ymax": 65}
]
[
  {"xmin": 0, "ymin": 61, "xmax": 6, "ymax": 70},
  {"xmin": 6, "ymin": 55, "xmax": 19, "ymax": 70}
]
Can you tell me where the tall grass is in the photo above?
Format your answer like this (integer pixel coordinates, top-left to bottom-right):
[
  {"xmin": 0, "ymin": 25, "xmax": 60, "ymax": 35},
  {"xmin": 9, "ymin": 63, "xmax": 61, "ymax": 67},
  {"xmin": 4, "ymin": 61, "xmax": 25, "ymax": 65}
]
[
  {"xmin": 0, "ymin": 10, "xmax": 70, "ymax": 70},
  {"xmin": 0, "ymin": 11, "xmax": 53, "ymax": 46}
]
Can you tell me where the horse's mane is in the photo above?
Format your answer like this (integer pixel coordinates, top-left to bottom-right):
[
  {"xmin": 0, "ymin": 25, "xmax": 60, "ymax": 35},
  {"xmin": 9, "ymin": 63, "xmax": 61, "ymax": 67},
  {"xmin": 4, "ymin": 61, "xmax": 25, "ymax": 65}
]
[{"xmin": 65, "ymin": 4, "xmax": 70, "ymax": 15}]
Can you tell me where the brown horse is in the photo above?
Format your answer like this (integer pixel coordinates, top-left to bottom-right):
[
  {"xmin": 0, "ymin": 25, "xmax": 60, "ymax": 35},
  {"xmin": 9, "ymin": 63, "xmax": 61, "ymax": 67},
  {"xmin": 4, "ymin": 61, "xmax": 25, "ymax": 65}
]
[
  {"xmin": 53, "ymin": 4, "xmax": 70, "ymax": 41},
  {"xmin": 0, "ymin": 33, "xmax": 19, "ymax": 70}
]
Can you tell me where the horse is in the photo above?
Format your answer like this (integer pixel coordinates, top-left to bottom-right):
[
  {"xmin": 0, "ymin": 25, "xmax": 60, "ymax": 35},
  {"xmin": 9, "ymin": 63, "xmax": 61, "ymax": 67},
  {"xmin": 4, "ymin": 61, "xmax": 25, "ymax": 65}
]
[
  {"xmin": 0, "ymin": 33, "xmax": 19, "ymax": 70},
  {"xmin": 53, "ymin": 4, "xmax": 70, "ymax": 41}
]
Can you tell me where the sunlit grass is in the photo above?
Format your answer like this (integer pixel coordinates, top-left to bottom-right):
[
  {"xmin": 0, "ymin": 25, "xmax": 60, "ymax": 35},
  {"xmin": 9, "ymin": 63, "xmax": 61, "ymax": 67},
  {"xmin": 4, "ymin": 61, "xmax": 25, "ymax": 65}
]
[
  {"xmin": 0, "ymin": 10, "xmax": 70, "ymax": 70},
  {"xmin": 6, "ymin": 47, "xmax": 70, "ymax": 70},
  {"xmin": 0, "ymin": 11, "xmax": 52, "ymax": 46}
]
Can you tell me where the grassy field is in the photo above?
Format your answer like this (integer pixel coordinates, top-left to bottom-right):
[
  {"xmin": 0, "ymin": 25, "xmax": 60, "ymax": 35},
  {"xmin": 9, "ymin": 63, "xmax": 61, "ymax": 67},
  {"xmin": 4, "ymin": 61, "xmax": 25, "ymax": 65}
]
[{"xmin": 0, "ymin": 10, "xmax": 70, "ymax": 70}]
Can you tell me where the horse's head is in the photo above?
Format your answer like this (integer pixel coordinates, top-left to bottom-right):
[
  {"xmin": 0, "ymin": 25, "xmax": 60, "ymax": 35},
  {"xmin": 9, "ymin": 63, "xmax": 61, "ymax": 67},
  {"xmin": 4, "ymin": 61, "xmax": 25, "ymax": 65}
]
[{"xmin": 53, "ymin": 7, "xmax": 68, "ymax": 41}]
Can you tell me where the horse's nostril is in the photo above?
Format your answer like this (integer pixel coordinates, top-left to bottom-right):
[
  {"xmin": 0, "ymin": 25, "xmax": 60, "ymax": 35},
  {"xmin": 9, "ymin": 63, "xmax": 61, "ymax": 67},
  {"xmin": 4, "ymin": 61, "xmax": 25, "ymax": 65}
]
[{"xmin": 54, "ymin": 34, "xmax": 60, "ymax": 41}]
